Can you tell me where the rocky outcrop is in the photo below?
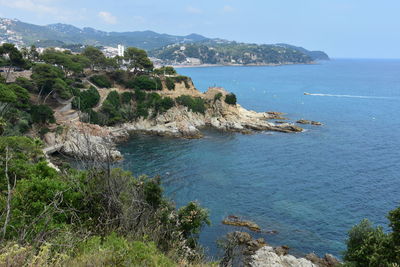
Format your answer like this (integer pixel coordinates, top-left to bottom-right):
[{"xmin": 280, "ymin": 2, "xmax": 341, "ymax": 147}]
[
  {"xmin": 296, "ymin": 119, "xmax": 323, "ymax": 126},
  {"xmin": 220, "ymin": 231, "xmax": 268, "ymax": 267},
  {"xmin": 250, "ymin": 246, "xmax": 318, "ymax": 267},
  {"xmin": 112, "ymin": 91, "xmax": 303, "ymax": 139},
  {"xmin": 220, "ymin": 231, "xmax": 337, "ymax": 267},
  {"xmin": 250, "ymin": 247, "xmax": 341, "ymax": 267},
  {"xmin": 222, "ymin": 216, "xmax": 262, "ymax": 232},
  {"xmin": 44, "ymin": 87, "xmax": 305, "ymax": 161},
  {"xmin": 305, "ymin": 253, "xmax": 340, "ymax": 267},
  {"xmin": 43, "ymin": 122, "xmax": 123, "ymax": 161}
]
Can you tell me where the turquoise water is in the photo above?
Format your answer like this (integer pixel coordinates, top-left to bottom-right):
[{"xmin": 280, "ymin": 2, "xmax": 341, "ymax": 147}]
[{"xmin": 118, "ymin": 59, "xmax": 400, "ymax": 259}]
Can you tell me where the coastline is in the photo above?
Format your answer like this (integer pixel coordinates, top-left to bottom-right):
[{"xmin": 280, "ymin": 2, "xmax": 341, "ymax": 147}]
[
  {"xmin": 170, "ymin": 61, "xmax": 317, "ymax": 69},
  {"xmin": 43, "ymin": 86, "xmax": 309, "ymax": 162}
]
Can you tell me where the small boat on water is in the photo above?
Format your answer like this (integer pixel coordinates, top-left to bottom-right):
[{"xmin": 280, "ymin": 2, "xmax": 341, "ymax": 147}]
[{"xmin": 304, "ymin": 92, "xmax": 311, "ymax": 95}]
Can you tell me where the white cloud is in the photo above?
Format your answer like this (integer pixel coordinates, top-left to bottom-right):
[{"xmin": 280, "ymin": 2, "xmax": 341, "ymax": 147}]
[
  {"xmin": 0, "ymin": 0, "xmax": 58, "ymax": 14},
  {"xmin": 186, "ymin": 6, "xmax": 203, "ymax": 15},
  {"xmin": 98, "ymin": 11, "xmax": 117, "ymax": 24},
  {"xmin": 222, "ymin": 5, "xmax": 235, "ymax": 13}
]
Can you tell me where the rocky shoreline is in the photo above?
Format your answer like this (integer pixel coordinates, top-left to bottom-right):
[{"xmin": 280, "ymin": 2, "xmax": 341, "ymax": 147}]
[
  {"xmin": 220, "ymin": 231, "xmax": 339, "ymax": 267},
  {"xmin": 43, "ymin": 86, "xmax": 310, "ymax": 161}
]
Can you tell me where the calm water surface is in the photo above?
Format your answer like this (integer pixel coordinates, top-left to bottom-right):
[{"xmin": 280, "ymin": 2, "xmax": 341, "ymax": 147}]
[{"xmin": 119, "ymin": 59, "xmax": 400, "ymax": 259}]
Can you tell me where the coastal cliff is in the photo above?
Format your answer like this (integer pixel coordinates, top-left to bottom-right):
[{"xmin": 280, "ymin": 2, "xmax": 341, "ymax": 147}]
[{"xmin": 45, "ymin": 83, "xmax": 303, "ymax": 161}]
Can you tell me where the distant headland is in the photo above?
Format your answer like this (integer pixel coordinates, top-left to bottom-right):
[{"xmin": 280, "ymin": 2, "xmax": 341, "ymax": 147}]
[{"xmin": 0, "ymin": 17, "xmax": 329, "ymax": 67}]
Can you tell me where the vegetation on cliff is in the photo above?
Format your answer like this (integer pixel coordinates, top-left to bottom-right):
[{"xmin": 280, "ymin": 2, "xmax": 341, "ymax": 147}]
[
  {"xmin": 1, "ymin": 42, "xmax": 399, "ymax": 266},
  {"xmin": 343, "ymin": 208, "xmax": 400, "ymax": 266},
  {"xmin": 0, "ymin": 41, "xmax": 215, "ymax": 267},
  {"xmin": 0, "ymin": 135, "xmax": 210, "ymax": 266},
  {"xmin": 149, "ymin": 40, "xmax": 324, "ymax": 65}
]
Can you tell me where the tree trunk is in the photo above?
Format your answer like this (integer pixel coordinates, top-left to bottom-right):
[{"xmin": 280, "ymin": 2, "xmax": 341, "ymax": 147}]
[
  {"xmin": 5, "ymin": 65, "xmax": 12, "ymax": 83},
  {"xmin": 43, "ymin": 89, "xmax": 55, "ymax": 104},
  {"xmin": 2, "ymin": 147, "xmax": 13, "ymax": 239}
]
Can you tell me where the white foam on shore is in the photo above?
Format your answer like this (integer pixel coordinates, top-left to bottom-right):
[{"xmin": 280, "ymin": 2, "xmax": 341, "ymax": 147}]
[{"xmin": 305, "ymin": 93, "xmax": 396, "ymax": 100}]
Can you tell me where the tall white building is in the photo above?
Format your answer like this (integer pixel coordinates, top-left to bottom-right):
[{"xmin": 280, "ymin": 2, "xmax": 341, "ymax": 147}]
[{"xmin": 117, "ymin": 44, "xmax": 125, "ymax": 57}]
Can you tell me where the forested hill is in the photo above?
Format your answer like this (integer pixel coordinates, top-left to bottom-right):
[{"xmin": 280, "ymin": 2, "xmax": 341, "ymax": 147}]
[
  {"xmin": 0, "ymin": 18, "xmax": 208, "ymax": 50},
  {"xmin": 149, "ymin": 41, "xmax": 329, "ymax": 65},
  {"xmin": 0, "ymin": 17, "xmax": 329, "ymax": 64}
]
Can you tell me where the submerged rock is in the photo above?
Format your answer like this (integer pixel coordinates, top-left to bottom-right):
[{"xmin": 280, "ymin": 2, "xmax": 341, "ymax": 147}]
[
  {"xmin": 296, "ymin": 119, "xmax": 323, "ymax": 126},
  {"xmin": 222, "ymin": 216, "xmax": 262, "ymax": 232}
]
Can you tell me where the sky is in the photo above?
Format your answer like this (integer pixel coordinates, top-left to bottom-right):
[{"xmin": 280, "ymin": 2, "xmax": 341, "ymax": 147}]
[{"xmin": 0, "ymin": 0, "xmax": 399, "ymax": 58}]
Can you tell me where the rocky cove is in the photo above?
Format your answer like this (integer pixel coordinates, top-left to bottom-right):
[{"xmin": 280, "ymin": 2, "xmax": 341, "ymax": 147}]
[
  {"xmin": 43, "ymin": 84, "xmax": 310, "ymax": 162},
  {"xmin": 41, "ymin": 78, "xmax": 331, "ymax": 266}
]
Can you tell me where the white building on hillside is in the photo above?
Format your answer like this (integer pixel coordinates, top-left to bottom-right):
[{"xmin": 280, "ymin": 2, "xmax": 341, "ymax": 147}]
[{"xmin": 117, "ymin": 44, "xmax": 125, "ymax": 57}]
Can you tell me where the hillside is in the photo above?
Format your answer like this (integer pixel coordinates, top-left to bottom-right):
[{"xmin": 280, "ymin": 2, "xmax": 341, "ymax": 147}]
[
  {"xmin": 149, "ymin": 40, "xmax": 329, "ymax": 65},
  {"xmin": 0, "ymin": 17, "xmax": 329, "ymax": 65},
  {"xmin": 0, "ymin": 18, "xmax": 208, "ymax": 49}
]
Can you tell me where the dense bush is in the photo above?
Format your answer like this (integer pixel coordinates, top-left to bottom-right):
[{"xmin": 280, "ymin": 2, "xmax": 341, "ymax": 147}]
[
  {"xmin": 173, "ymin": 75, "xmax": 191, "ymax": 89},
  {"xmin": 126, "ymin": 75, "xmax": 162, "ymax": 90},
  {"xmin": 121, "ymin": 91, "xmax": 134, "ymax": 104},
  {"xmin": 101, "ymin": 91, "xmax": 123, "ymax": 124},
  {"xmin": 72, "ymin": 86, "xmax": 100, "ymax": 111},
  {"xmin": 108, "ymin": 69, "xmax": 128, "ymax": 84},
  {"xmin": 30, "ymin": 104, "xmax": 55, "ymax": 124},
  {"xmin": 343, "ymin": 208, "xmax": 400, "ymax": 266},
  {"xmin": 6, "ymin": 84, "xmax": 30, "ymax": 108},
  {"xmin": 15, "ymin": 77, "xmax": 36, "ymax": 92},
  {"xmin": 166, "ymin": 77, "xmax": 176, "ymax": 90},
  {"xmin": 153, "ymin": 66, "xmax": 177, "ymax": 75},
  {"xmin": 90, "ymin": 74, "xmax": 112, "ymax": 88},
  {"xmin": 68, "ymin": 234, "xmax": 176, "ymax": 266},
  {"xmin": 214, "ymin": 92, "xmax": 223, "ymax": 102},
  {"xmin": 224, "ymin": 93, "xmax": 237, "ymax": 105},
  {"xmin": 156, "ymin": 97, "xmax": 175, "ymax": 113},
  {"xmin": 81, "ymin": 109, "xmax": 108, "ymax": 125},
  {"xmin": 0, "ymin": 136, "xmax": 210, "ymax": 265},
  {"xmin": 176, "ymin": 95, "xmax": 206, "ymax": 114}
]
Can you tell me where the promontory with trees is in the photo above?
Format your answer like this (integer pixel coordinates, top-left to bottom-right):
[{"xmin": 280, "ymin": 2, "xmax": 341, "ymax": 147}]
[{"xmin": 0, "ymin": 43, "xmax": 399, "ymax": 266}]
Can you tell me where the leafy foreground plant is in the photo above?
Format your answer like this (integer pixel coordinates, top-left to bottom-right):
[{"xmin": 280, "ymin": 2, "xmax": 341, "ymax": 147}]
[
  {"xmin": 0, "ymin": 136, "xmax": 211, "ymax": 266},
  {"xmin": 343, "ymin": 208, "xmax": 400, "ymax": 266}
]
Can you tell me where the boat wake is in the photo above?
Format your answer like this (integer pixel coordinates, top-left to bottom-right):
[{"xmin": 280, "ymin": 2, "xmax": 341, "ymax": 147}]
[{"xmin": 304, "ymin": 92, "xmax": 395, "ymax": 100}]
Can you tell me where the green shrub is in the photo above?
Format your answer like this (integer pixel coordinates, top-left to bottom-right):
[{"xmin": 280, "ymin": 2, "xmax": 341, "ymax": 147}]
[
  {"xmin": 343, "ymin": 207, "xmax": 400, "ymax": 266},
  {"xmin": 90, "ymin": 74, "xmax": 112, "ymax": 88},
  {"xmin": 7, "ymin": 84, "xmax": 30, "ymax": 108},
  {"xmin": 121, "ymin": 91, "xmax": 134, "ymax": 104},
  {"xmin": 104, "ymin": 91, "xmax": 121, "ymax": 109},
  {"xmin": 0, "ymin": 136, "xmax": 211, "ymax": 264},
  {"xmin": 173, "ymin": 76, "xmax": 191, "ymax": 89},
  {"xmin": 68, "ymin": 234, "xmax": 175, "ymax": 267},
  {"xmin": 157, "ymin": 97, "xmax": 175, "ymax": 113},
  {"xmin": 109, "ymin": 70, "xmax": 128, "ymax": 84},
  {"xmin": 38, "ymin": 127, "xmax": 50, "ymax": 137},
  {"xmin": 72, "ymin": 86, "xmax": 100, "ymax": 111},
  {"xmin": 15, "ymin": 77, "xmax": 36, "ymax": 92},
  {"xmin": 73, "ymin": 82, "xmax": 85, "ymax": 88},
  {"xmin": 176, "ymin": 95, "xmax": 206, "ymax": 114},
  {"xmin": 126, "ymin": 75, "xmax": 162, "ymax": 91},
  {"xmin": 31, "ymin": 104, "xmax": 55, "ymax": 124},
  {"xmin": 344, "ymin": 219, "xmax": 393, "ymax": 266},
  {"xmin": 224, "ymin": 93, "xmax": 237, "ymax": 105},
  {"xmin": 214, "ymin": 92, "xmax": 223, "ymax": 102},
  {"xmin": 82, "ymin": 109, "xmax": 108, "ymax": 125},
  {"xmin": 52, "ymin": 78, "xmax": 72, "ymax": 100},
  {"xmin": 135, "ymin": 103, "xmax": 149, "ymax": 119},
  {"xmin": 166, "ymin": 77, "xmax": 175, "ymax": 90},
  {"xmin": 153, "ymin": 66, "xmax": 177, "ymax": 75},
  {"xmin": 178, "ymin": 201, "xmax": 210, "ymax": 248},
  {"xmin": 134, "ymin": 89, "xmax": 147, "ymax": 102}
]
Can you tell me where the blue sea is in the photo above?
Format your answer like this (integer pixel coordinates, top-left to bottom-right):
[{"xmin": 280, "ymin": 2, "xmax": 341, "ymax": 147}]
[{"xmin": 118, "ymin": 59, "xmax": 400, "ymax": 259}]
